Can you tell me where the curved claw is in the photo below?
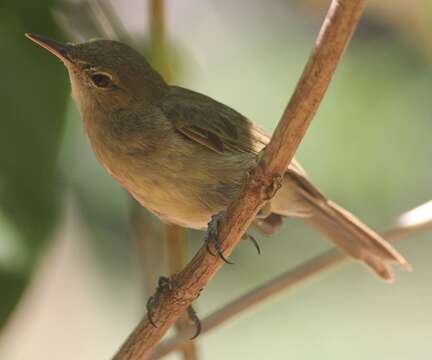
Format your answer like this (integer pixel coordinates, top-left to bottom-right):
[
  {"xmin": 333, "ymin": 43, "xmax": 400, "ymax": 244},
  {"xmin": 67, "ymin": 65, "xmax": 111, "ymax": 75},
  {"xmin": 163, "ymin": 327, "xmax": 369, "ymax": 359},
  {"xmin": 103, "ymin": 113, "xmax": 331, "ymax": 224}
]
[
  {"xmin": 245, "ymin": 233, "xmax": 261, "ymax": 255},
  {"xmin": 205, "ymin": 212, "xmax": 233, "ymax": 264},
  {"xmin": 146, "ymin": 276, "xmax": 172, "ymax": 328},
  {"xmin": 205, "ymin": 240, "xmax": 216, "ymax": 257},
  {"xmin": 216, "ymin": 247, "xmax": 234, "ymax": 265},
  {"xmin": 187, "ymin": 306, "xmax": 202, "ymax": 340}
]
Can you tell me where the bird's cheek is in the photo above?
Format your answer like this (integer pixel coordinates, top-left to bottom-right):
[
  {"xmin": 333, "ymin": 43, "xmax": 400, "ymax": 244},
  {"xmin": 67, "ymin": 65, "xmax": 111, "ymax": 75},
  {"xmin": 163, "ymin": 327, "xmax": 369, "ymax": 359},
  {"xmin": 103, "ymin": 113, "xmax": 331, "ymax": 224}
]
[{"xmin": 68, "ymin": 76, "xmax": 90, "ymax": 110}]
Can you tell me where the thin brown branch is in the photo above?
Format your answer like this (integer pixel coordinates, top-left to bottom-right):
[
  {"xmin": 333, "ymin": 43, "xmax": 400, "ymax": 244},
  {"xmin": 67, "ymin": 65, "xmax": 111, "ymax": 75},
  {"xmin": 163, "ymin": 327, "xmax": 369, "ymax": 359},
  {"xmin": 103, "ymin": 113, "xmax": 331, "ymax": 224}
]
[
  {"xmin": 150, "ymin": 201, "xmax": 432, "ymax": 358},
  {"xmin": 385, "ymin": 201, "xmax": 432, "ymax": 241},
  {"xmin": 95, "ymin": 0, "xmax": 136, "ymax": 45},
  {"xmin": 165, "ymin": 225, "xmax": 188, "ymax": 278},
  {"xmin": 149, "ymin": 0, "xmax": 171, "ymax": 79},
  {"xmin": 112, "ymin": 1, "xmax": 367, "ymax": 358},
  {"xmin": 130, "ymin": 205, "xmax": 165, "ymax": 295}
]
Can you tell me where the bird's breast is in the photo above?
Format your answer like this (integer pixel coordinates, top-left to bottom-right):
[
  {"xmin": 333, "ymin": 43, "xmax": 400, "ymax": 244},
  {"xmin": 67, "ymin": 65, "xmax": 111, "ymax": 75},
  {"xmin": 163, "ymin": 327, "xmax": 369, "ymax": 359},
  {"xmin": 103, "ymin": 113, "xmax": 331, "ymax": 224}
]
[{"xmin": 83, "ymin": 115, "xmax": 252, "ymax": 229}]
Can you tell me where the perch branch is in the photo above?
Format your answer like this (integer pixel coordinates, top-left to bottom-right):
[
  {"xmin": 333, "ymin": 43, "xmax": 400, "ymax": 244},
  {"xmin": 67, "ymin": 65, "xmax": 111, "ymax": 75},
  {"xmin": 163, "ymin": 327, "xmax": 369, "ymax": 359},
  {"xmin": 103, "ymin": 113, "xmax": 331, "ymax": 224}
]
[
  {"xmin": 150, "ymin": 200, "xmax": 432, "ymax": 358},
  {"xmin": 112, "ymin": 0, "xmax": 367, "ymax": 358}
]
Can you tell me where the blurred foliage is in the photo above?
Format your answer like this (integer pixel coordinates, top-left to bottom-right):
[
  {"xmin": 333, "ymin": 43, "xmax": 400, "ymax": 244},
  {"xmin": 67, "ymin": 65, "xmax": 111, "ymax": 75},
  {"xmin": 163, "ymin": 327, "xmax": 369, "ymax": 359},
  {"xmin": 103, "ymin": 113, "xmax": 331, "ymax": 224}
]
[
  {"xmin": 304, "ymin": 0, "xmax": 432, "ymax": 59},
  {"xmin": 0, "ymin": 1, "xmax": 68, "ymax": 325}
]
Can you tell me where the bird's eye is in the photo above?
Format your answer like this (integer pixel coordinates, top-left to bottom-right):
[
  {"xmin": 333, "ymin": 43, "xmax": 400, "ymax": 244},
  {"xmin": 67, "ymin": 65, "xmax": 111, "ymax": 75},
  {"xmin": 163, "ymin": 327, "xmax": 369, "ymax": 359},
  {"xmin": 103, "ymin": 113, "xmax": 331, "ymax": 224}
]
[{"xmin": 90, "ymin": 73, "xmax": 112, "ymax": 88}]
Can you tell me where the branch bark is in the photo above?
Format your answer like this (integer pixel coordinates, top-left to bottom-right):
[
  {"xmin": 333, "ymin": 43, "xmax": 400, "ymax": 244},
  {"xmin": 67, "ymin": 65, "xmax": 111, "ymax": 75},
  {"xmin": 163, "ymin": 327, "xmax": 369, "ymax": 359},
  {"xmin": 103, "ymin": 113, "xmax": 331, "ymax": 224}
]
[
  {"xmin": 113, "ymin": 0, "xmax": 367, "ymax": 358},
  {"xmin": 149, "ymin": 201, "xmax": 432, "ymax": 358}
]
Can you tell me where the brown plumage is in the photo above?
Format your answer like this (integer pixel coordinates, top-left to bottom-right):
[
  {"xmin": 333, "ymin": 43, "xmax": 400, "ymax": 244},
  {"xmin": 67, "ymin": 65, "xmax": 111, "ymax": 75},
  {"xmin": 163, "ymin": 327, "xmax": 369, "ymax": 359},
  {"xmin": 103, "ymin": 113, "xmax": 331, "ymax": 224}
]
[{"xmin": 26, "ymin": 34, "xmax": 410, "ymax": 281}]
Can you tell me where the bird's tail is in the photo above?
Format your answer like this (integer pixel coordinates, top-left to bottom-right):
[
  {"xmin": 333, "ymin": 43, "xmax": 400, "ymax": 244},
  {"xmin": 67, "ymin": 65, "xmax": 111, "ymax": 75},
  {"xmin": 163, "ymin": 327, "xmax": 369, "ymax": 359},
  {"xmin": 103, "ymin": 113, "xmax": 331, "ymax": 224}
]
[
  {"xmin": 268, "ymin": 170, "xmax": 411, "ymax": 281},
  {"xmin": 303, "ymin": 199, "xmax": 410, "ymax": 281}
]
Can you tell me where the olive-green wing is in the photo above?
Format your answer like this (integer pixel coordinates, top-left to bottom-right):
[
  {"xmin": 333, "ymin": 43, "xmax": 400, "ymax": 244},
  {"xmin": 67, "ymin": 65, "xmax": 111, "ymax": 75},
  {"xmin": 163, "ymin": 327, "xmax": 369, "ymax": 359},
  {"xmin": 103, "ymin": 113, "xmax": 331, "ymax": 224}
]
[
  {"xmin": 160, "ymin": 86, "xmax": 268, "ymax": 154},
  {"xmin": 159, "ymin": 86, "xmax": 309, "ymax": 180}
]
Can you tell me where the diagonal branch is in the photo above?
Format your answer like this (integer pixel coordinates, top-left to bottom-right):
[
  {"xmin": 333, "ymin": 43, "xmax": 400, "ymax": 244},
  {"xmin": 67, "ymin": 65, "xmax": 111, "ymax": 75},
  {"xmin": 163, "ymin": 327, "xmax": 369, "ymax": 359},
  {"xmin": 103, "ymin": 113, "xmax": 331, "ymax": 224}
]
[
  {"xmin": 112, "ymin": 1, "xmax": 367, "ymax": 358},
  {"xmin": 149, "ymin": 201, "xmax": 432, "ymax": 358}
]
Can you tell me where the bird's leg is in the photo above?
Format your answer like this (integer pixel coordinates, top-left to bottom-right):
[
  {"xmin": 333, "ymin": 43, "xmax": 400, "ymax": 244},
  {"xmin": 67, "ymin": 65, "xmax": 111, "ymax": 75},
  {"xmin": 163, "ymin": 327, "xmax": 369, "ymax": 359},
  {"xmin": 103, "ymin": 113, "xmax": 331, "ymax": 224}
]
[
  {"xmin": 146, "ymin": 276, "xmax": 202, "ymax": 338},
  {"xmin": 204, "ymin": 211, "xmax": 233, "ymax": 264},
  {"xmin": 253, "ymin": 201, "xmax": 283, "ymax": 238},
  {"xmin": 256, "ymin": 201, "xmax": 272, "ymax": 219},
  {"xmin": 253, "ymin": 213, "xmax": 283, "ymax": 235}
]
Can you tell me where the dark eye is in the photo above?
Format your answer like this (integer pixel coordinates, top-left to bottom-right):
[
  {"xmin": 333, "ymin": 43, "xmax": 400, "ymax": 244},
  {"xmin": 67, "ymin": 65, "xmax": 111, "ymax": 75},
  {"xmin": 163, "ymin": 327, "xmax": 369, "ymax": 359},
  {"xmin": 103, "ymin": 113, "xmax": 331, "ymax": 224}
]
[{"xmin": 90, "ymin": 73, "xmax": 112, "ymax": 88}]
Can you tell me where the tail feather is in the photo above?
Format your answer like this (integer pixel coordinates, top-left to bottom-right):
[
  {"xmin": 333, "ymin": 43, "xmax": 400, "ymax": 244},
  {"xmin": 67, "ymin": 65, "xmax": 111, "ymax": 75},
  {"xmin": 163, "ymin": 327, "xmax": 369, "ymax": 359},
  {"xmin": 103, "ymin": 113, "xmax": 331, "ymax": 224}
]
[
  {"xmin": 270, "ymin": 168, "xmax": 410, "ymax": 280},
  {"xmin": 303, "ymin": 198, "xmax": 410, "ymax": 281}
]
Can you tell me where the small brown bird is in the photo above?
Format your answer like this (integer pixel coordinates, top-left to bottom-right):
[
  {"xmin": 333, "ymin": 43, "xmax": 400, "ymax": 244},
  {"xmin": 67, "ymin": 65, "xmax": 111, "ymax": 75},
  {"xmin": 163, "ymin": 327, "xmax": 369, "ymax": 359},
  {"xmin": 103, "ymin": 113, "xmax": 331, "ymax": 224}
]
[{"xmin": 26, "ymin": 33, "xmax": 409, "ymax": 281}]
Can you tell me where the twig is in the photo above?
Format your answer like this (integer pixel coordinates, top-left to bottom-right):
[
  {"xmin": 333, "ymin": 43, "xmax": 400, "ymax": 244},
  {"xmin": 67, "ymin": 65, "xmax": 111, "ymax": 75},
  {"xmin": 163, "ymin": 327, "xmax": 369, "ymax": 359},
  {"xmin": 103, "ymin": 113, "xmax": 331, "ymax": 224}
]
[
  {"xmin": 112, "ymin": 1, "xmax": 367, "ymax": 358},
  {"xmin": 130, "ymin": 204, "xmax": 165, "ymax": 295},
  {"xmin": 95, "ymin": 0, "xmax": 136, "ymax": 45},
  {"xmin": 149, "ymin": 0, "xmax": 171, "ymax": 79},
  {"xmin": 166, "ymin": 225, "xmax": 188, "ymax": 274},
  {"xmin": 87, "ymin": 0, "xmax": 119, "ymax": 40},
  {"xmin": 149, "ymin": 201, "xmax": 432, "ymax": 358}
]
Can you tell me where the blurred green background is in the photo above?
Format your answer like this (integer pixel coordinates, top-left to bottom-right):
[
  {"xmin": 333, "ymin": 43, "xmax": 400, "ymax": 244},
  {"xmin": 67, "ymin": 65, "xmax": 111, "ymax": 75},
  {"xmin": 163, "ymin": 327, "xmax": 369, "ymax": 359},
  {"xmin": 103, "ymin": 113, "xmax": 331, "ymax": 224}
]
[{"xmin": 0, "ymin": 0, "xmax": 431, "ymax": 359}]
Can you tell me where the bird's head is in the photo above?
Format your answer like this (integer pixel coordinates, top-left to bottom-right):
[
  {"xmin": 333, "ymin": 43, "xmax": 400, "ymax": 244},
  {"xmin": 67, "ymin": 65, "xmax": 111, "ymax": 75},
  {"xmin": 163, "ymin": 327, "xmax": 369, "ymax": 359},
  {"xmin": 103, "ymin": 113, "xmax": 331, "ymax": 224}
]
[{"xmin": 25, "ymin": 33, "xmax": 167, "ymax": 113}]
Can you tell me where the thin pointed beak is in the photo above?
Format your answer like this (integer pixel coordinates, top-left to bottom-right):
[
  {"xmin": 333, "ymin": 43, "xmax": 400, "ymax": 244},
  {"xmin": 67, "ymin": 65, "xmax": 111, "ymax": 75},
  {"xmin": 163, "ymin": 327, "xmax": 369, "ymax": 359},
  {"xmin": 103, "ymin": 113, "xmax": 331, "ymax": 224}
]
[{"xmin": 25, "ymin": 33, "xmax": 72, "ymax": 65}]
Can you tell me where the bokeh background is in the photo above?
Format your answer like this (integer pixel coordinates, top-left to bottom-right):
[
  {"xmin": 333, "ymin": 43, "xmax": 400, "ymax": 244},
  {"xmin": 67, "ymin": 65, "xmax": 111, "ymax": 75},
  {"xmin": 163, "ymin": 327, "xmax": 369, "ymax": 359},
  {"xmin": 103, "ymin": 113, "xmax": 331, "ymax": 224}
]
[{"xmin": 0, "ymin": 0, "xmax": 431, "ymax": 359}]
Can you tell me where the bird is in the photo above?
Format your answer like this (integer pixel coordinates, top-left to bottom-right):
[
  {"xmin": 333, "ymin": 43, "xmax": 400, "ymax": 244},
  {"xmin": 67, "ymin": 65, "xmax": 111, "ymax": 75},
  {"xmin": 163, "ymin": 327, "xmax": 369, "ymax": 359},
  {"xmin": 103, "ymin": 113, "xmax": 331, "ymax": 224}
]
[{"xmin": 25, "ymin": 33, "xmax": 410, "ymax": 281}]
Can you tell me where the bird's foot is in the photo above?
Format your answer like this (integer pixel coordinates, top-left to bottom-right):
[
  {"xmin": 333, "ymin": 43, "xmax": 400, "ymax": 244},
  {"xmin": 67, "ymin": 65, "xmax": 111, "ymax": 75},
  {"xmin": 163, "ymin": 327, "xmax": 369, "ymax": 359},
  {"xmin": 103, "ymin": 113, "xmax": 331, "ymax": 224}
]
[
  {"xmin": 204, "ymin": 211, "xmax": 233, "ymax": 264},
  {"xmin": 146, "ymin": 276, "xmax": 202, "ymax": 339},
  {"xmin": 205, "ymin": 212, "xmax": 261, "ymax": 260},
  {"xmin": 146, "ymin": 276, "xmax": 171, "ymax": 327}
]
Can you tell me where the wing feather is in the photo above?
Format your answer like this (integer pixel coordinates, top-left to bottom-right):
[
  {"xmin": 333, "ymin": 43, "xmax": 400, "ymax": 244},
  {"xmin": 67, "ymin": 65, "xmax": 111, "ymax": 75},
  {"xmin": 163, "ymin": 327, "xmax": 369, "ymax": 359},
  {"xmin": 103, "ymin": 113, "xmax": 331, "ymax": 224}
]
[{"xmin": 159, "ymin": 86, "xmax": 266, "ymax": 154}]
